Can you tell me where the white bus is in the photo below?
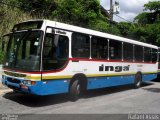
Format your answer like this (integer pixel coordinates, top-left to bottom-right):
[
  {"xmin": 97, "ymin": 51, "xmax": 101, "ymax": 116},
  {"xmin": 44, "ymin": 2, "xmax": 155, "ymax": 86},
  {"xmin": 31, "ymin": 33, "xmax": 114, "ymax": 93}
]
[{"xmin": 1, "ymin": 20, "xmax": 158, "ymax": 101}]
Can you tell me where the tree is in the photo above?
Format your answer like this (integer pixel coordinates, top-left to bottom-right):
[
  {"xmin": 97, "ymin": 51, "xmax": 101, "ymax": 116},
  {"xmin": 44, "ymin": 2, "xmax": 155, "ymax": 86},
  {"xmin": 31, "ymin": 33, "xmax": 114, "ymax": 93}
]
[
  {"xmin": 9, "ymin": 0, "xmax": 57, "ymax": 17},
  {"xmin": 134, "ymin": 1, "xmax": 160, "ymax": 25},
  {"xmin": 8, "ymin": 0, "xmax": 113, "ymax": 34},
  {"xmin": 52, "ymin": 0, "xmax": 103, "ymax": 26},
  {"xmin": 144, "ymin": 1, "xmax": 160, "ymax": 12},
  {"xmin": 117, "ymin": 22, "xmax": 133, "ymax": 37},
  {"xmin": 133, "ymin": 1, "xmax": 160, "ymax": 45}
]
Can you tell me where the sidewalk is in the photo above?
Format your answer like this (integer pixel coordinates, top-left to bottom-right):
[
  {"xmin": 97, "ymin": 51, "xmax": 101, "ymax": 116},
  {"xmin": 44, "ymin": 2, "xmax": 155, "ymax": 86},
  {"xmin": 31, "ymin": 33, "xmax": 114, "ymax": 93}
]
[
  {"xmin": 0, "ymin": 82, "xmax": 12, "ymax": 95},
  {"xmin": 0, "ymin": 81, "xmax": 12, "ymax": 94},
  {"xmin": 0, "ymin": 82, "xmax": 7, "ymax": 89},
  {"xmin": 0, "ymin": 65, "xmax": 12, "ymax": 94}
]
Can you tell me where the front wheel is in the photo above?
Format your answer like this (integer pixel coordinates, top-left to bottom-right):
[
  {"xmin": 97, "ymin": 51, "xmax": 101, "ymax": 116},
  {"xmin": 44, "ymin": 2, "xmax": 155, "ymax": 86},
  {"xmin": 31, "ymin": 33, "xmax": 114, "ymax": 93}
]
[{"xmin": 69, "ymin": 80, "xmax": 81, "ymax": 101}]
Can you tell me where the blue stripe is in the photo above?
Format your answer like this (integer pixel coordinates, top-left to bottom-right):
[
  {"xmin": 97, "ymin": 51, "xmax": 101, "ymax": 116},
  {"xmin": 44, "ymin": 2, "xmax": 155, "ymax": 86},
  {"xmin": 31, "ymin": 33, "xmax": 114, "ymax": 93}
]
[
  {"xmin": 2, "ymin": 74, "xmax": 157, "ymax": 95},
  {"xmin": 142, "ymin": 74, "xmax": 157, "ymax": 81},
  {"xmin": 87, "ymin": 74, "xmax": 157, "ymax": 90},
  {"xmin": 87, "ymin": 75, "xmax": 135, "ymax": 90},
  {"xmin": 29, "ymin": 80, "xmax": 69, "ymax": 95}
]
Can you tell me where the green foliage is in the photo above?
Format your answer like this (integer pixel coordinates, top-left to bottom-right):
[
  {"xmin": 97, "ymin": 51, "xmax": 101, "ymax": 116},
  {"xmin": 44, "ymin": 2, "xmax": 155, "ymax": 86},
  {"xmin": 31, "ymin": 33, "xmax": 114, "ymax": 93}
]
[
  {"xmin": 134, "ymin": 12, "xmax": 150, "ymax": 25},
  {"xmin": 133, "ymin": 1, "xmax": 160, "ymax": 45},
  {"xmin": 130, "ymin": 22, "xmax": 160, "ymax": 45},
  {"xmin": 8, "ymin": 0, "xmax": 56, "ymax": 17},
  {"xmin": 135, "ymin": 1, "xmax": 160, "ymax": 25},
  {"xmin": 144, "ymin": 1, "xmax": 160, "ymax": 11},
  {"xmin": 0, "ymin": 2, "xmax": 33, "ymax": 63},
  {"xmin": 89, "ymin": 19, "xmax": 109, "ymax": 31},
  {"xmin": 117, "ymin": 22, "xmax": 133, "ymax": 37},
  {"xmin": 146, "ymin": 23, "xmax": 160, "ymax": 45},
  {"xmin": 0, "ymin": 50, "xmax": 4, "ymax": 64},
  {"xmin": 52, "ymin": 0, "xmax": 102, "ymax": 27},
  {"xmin": 8, "ymin": 0, "xmax": 113, "ymax": 32}
]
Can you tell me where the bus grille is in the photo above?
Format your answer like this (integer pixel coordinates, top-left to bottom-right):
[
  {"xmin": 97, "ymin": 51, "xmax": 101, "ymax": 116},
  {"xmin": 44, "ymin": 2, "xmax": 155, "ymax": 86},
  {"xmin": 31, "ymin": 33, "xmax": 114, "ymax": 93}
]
[
  {"xmin": 7, "ymin": 78, "xmax": 21, "ymax": 84},
  {"xmin": 4, "ymin": 71, "xmax": 26, "ymax": 77}
]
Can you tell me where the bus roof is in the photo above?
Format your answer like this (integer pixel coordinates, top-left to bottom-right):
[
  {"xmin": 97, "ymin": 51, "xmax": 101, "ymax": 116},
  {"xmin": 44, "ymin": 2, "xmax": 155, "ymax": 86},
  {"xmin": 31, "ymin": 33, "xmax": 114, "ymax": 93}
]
[{"xmin": 18, "ymin": 19, "xmax": 158, "ymax": 49}]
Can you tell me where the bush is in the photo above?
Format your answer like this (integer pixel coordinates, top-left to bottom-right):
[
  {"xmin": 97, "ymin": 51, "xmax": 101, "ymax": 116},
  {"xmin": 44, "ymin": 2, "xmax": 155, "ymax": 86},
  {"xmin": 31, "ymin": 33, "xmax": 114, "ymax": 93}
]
[{"xmin": 0, "ymin": 3, "xmax": 33, "ymax": 63}]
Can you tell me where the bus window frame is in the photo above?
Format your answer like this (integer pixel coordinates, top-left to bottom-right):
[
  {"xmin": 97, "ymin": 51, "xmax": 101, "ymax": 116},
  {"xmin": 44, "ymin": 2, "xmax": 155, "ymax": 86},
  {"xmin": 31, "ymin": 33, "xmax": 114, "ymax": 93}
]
[
  {"xmin": 42, "ymin": 26, "xmax": 69, "ymax": 71},
  {"xmin": 71, "ymin": 32, "xmax": 90, "ymax": 59}
]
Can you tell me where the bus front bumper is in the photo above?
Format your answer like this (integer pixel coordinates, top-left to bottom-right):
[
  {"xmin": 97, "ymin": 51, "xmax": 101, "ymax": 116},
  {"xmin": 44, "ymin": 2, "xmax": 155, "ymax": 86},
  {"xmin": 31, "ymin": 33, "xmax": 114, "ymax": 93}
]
[{"xmin": 1, "ymin": 75, "xmax": 69, "ymax": 95}]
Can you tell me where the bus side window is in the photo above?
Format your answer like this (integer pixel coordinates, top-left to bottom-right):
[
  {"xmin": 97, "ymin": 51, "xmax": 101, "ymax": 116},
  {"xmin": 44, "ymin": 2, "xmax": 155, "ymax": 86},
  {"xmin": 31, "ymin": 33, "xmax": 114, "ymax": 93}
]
[
  {"xmin": 134, "ymin": 45, "xmax": 143, "ymax": 62},
  {"xmin": 72, "ymin": 33, "xmax": 90, "ymax": 58},
  {"xmin": 144, "ymin": 47, "xmax": 151, "ymax": 62},
  {"xmin": 123, "ymin": 42, "xmax": 133, "ymax": 61},
  {"xmin": 109, "ymin": 40, "xmax": 122, "ymax": 60},
  {"xmin": 43, "ymin": 33, "xmax": 54, "ymax": 58},
  {"xmin": 152, "ymin": 49, "xmax": 158, "ymax": 63},
  {"xmin": 91, "ymin": 36, "xmax": 108, "ymax": 59}
]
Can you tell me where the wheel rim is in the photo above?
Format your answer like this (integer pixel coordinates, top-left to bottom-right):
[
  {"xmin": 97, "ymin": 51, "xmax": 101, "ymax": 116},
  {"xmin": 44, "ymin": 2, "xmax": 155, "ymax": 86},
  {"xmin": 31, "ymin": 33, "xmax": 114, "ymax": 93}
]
[
  {"xmin": 136, "ymin": 80, "xmax": 141, "ymax": 87},
  {"xmin": 136, "ymin": 74, "xmax": 141, "ymax": 87},
  {"xmin": 76, "ymin": 84, "xmax": 80, "ymax": 95}
]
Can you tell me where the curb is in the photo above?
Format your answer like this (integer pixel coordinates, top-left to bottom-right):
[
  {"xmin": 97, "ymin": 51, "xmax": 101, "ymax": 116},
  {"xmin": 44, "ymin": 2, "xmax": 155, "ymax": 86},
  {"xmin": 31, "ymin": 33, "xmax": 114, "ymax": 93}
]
[
  {"xmin": 0, "ymin": 83, "xmax": 9, "ymax": 90},
  {"xmin": 0, "ymin": 83, "xmax": 13, "ymax": 95},
  {"xmin": 0, "ymin": 89, "xmax": 13, "ymax": 95}
]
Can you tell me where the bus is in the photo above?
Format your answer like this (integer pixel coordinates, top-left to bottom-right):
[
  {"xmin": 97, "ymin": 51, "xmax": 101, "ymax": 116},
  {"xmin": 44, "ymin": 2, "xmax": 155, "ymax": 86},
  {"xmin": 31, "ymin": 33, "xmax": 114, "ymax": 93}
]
[{"xmin": 1, "ymin": 20, "xmax": 158, "ymax": 101}]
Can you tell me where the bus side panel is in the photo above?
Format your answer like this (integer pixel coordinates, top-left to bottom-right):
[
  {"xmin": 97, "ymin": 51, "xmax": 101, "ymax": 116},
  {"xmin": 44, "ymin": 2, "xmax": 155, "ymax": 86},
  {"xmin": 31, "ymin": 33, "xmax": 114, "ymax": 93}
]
[
  {"xmin": 87, "ymin": 75, "xmax": 135, "ymax": 90},
  {"xmin": 30, "ymin": 80, "xmax": 69, "ymax": 95},
  {"xmin": 87, "ymin": 73, "xmax": 157, "ymax": 90},
  {"xmin": 142, "ymin": 74, "xmax": 157, "ymax": 82}
]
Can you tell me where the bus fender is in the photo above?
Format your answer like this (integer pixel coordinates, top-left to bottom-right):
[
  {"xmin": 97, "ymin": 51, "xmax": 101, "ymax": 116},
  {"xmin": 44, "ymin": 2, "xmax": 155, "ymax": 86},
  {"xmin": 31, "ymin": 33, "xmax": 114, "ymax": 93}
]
[{"xmin": 69, "ymin": 73, "xmax": 88, "ymax": 92}]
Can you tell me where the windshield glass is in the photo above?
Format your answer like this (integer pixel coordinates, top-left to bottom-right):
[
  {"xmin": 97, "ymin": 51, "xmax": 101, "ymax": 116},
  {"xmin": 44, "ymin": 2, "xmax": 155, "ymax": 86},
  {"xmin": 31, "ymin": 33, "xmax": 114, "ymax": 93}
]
[{"xmin": 3, "ymin": 30, "xmax": 43, "ymax": 71}]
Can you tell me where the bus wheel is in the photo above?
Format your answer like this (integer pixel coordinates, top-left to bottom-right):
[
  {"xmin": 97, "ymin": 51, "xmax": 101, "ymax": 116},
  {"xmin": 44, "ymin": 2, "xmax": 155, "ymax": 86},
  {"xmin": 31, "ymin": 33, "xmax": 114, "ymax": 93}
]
[
  {"xmin": 69, "ymin": 80, "xmax": 81, "ymax": 101},
  {"xmin": 134, "ymin": 73, "xmax": 142, "ymax": 89}
]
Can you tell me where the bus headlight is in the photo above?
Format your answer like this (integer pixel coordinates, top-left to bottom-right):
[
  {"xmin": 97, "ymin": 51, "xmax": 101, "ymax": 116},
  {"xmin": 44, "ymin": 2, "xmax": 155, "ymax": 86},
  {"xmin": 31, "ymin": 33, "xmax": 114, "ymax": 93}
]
[{"xmin": 23, "ymin": 80, "xmax": 36, "ymax": 86}]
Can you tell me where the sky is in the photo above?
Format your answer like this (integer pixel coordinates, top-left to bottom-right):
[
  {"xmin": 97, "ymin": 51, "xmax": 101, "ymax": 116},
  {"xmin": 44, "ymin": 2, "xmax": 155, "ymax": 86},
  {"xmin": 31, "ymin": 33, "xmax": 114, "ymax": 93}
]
[{"xmin": 100, "ymin": 0, "xmax": 159, "ymax": 22}]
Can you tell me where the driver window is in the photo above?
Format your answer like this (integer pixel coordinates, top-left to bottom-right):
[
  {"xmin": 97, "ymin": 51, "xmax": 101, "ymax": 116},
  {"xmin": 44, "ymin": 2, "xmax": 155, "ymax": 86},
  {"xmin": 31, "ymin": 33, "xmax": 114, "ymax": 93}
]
[{"xmin": 43, "ymin": 33, "xmax": 55, "ymax": 58}]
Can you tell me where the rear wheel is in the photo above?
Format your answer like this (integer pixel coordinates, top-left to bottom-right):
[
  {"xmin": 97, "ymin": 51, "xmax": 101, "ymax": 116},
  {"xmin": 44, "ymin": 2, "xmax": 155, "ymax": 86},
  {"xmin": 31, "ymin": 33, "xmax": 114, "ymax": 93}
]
[
  {"xmin": 134, "ymin": 73, "xmax": 142, "ymax": 89},
  {"xmin": 69, "ymin": 80, "xmax": 81, "ymax": 101}
]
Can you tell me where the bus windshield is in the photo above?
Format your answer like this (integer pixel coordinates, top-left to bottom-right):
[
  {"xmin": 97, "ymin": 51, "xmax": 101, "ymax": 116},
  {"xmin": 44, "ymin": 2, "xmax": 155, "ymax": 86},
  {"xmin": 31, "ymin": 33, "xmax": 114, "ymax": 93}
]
[{"xmin": 3, "ymin": 30, "xmax": 43, "ymax": 71}]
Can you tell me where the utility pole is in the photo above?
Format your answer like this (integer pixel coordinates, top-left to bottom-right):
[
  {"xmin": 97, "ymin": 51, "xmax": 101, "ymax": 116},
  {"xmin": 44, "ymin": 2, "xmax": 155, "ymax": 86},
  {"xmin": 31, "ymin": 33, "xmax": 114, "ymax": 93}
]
[{"xmin": 110, "ymin": 0, "xmax": 113, "ymax": 22}]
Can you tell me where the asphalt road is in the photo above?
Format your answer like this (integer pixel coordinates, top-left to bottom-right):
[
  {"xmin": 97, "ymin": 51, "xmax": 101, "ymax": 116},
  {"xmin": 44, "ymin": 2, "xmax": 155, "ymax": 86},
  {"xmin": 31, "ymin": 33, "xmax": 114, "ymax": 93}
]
[
  {"xmin": 0, "ymin": 80, "xmax": 160, "ymax": 115},
  {"xmin": 0, "ymin": 65, "xmax": 160, "ymax": 120}
]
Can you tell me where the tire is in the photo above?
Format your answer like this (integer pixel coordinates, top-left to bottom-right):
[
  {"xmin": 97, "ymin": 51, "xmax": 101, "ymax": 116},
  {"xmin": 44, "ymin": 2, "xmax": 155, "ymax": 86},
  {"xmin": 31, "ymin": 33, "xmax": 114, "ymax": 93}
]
[
  {"xmin": 69, "ymin": 80, "xmax": 81, "ymax": 101},
  {"xmin": 134, "ymin": 73, "xmax": 142, "ymax": 89}
]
